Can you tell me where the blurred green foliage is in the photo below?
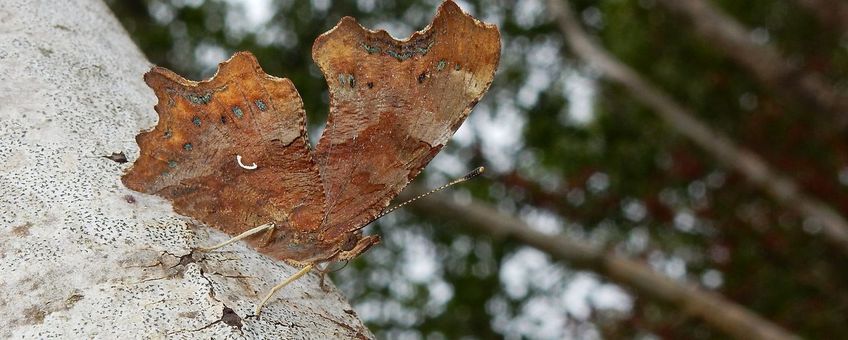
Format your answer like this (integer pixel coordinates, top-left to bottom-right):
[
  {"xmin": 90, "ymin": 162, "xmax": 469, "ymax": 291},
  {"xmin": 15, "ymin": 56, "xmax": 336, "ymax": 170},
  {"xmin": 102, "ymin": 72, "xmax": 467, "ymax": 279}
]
[{"xmin": 107, "ymin": 0, "xmax": 848, "ymax": 338}]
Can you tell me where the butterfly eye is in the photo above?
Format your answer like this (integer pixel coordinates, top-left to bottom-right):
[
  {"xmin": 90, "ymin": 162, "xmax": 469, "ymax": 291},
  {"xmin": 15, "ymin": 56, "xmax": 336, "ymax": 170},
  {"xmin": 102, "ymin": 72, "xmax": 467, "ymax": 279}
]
[{"xmin": 340, "ymin": 233, "xmax": 359, "ymax": 251}]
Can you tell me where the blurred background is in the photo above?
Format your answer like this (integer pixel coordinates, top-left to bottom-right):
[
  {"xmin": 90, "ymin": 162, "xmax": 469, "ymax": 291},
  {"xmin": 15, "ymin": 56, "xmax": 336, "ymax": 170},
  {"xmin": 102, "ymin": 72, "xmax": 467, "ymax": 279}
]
[{"xmin": 105, "ymin": 0, "xmax": 848, "ymax": 338}]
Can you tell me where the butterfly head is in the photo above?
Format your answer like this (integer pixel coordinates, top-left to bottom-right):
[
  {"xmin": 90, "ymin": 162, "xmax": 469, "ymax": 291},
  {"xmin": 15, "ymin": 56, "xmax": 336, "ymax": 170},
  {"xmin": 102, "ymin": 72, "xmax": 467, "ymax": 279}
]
[
  {"xmin": 262, "ymin": 227, "xmax": 380, "ymax": 264},
  {"xmin": 329, "ymin": 232, "xmax": 381, "ymax": 262}
]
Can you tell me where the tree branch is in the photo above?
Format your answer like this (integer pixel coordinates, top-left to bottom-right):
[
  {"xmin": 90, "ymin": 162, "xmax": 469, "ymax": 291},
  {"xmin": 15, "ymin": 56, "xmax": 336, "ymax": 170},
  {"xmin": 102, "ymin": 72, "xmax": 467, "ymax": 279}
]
[
  {"xmin": 546, "ymin": 0, "xmax": 848, "ymax": 257},
  {"xmin": 655, "ymin": 0, "xmax": 848, "ymax": 129},
  {"xmin": 792, "ymin": 0, "xmax": 848, "ymax": 36},
  {"xmin": 399, "ymin": 188, "xmax": 799, "ymax": 340}
]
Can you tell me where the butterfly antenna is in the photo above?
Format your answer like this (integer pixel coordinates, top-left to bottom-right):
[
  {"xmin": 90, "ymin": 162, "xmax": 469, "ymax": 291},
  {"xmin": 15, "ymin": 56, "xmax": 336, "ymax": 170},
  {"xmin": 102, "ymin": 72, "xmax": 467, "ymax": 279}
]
[{"xmin": 368, "ymin": 166, "xmax": 485, "ymax": 224}]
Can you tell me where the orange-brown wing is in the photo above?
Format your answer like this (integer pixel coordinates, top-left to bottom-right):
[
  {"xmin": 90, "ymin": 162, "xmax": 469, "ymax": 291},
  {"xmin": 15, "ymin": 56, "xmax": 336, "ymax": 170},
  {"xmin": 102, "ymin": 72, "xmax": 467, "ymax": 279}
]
[
  {"xmin": 122, "ymin": 52, "xmax": 327, "ymax": 261},
  {"xmin": 311, "ymin": 1, "xmax": 500, "ymax": 236}
]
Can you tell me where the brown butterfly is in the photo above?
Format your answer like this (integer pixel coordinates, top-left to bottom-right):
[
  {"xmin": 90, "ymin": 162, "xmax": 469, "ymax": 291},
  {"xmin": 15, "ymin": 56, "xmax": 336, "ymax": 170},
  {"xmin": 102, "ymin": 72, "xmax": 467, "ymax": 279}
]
[{"xmin": 122, "ymin": 0, "xmax": 499, "ymax": 314}]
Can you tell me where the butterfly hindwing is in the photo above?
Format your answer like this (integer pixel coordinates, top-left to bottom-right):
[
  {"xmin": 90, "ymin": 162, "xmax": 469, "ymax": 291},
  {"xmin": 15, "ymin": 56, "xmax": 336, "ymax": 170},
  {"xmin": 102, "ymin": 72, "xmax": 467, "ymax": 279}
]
[{"xmin": 122, "ymin": 52, "xmax": 328, "ymax": 261}]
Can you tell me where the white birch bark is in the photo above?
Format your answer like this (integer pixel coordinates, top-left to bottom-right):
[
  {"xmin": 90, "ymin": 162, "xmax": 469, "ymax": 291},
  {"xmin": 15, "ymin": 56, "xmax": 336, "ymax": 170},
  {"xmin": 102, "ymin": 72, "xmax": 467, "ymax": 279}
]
[{"xmin": 0, "ymin": 0, "xmax": 371, "ymax": 338}]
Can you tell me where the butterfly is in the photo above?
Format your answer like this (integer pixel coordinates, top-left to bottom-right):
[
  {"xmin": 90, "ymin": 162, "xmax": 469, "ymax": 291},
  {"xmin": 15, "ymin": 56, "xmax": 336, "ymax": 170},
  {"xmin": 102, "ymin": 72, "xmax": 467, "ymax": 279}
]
[{"xmin": 122, "ymin": 0, "xmax": 499, "ymax": 314}]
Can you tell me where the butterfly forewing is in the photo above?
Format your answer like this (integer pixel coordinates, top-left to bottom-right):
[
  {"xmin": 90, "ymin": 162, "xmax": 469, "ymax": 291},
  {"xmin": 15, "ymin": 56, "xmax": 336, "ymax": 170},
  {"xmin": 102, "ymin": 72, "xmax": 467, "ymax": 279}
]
[{"xmin": 312, "ymin": 1, "xmax": 501, "ymax": 236}]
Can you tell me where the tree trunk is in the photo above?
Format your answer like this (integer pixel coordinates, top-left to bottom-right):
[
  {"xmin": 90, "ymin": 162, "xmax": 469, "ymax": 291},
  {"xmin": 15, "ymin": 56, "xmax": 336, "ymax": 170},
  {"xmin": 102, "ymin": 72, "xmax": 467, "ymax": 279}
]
[{"xmin": 0, "ymin": 0, "xmax": 371, "ymax": 338}]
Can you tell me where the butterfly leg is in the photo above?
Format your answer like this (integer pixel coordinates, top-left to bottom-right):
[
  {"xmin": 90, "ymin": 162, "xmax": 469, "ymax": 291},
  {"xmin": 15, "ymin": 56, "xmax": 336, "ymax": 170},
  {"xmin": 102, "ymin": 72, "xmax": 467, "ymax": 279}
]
[
  {"xmin": 314, "ymin": 261, "xmax": 350, "ymax": 291},
  {"xmin": 195, "ymin": 222, "xmax": 275, "ymax": 252},
  {"xmin": 318, "ymin": 269, "xmax": 329, "ymax": 292},
  {"xmin": 315, "ymin": 263, "xmax": 333, "ymax": 292},
  {"xmin": 259, "ymin": 221, "xmax": 280, "ymax": 247},
  {"xmin": 259, "ymin": 211, "xmax": 295, "ymax": 247},
  {"xmin": 255, "ymin": 263, "xmax": 315, "ymax": 316}
]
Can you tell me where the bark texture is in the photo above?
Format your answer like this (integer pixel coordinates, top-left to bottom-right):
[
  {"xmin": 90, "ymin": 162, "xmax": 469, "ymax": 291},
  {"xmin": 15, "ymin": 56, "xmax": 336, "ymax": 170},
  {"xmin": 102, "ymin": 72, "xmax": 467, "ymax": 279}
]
[{"xmin": 0, "ymin": 0, "xmax": 371, "ymax": 338}]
